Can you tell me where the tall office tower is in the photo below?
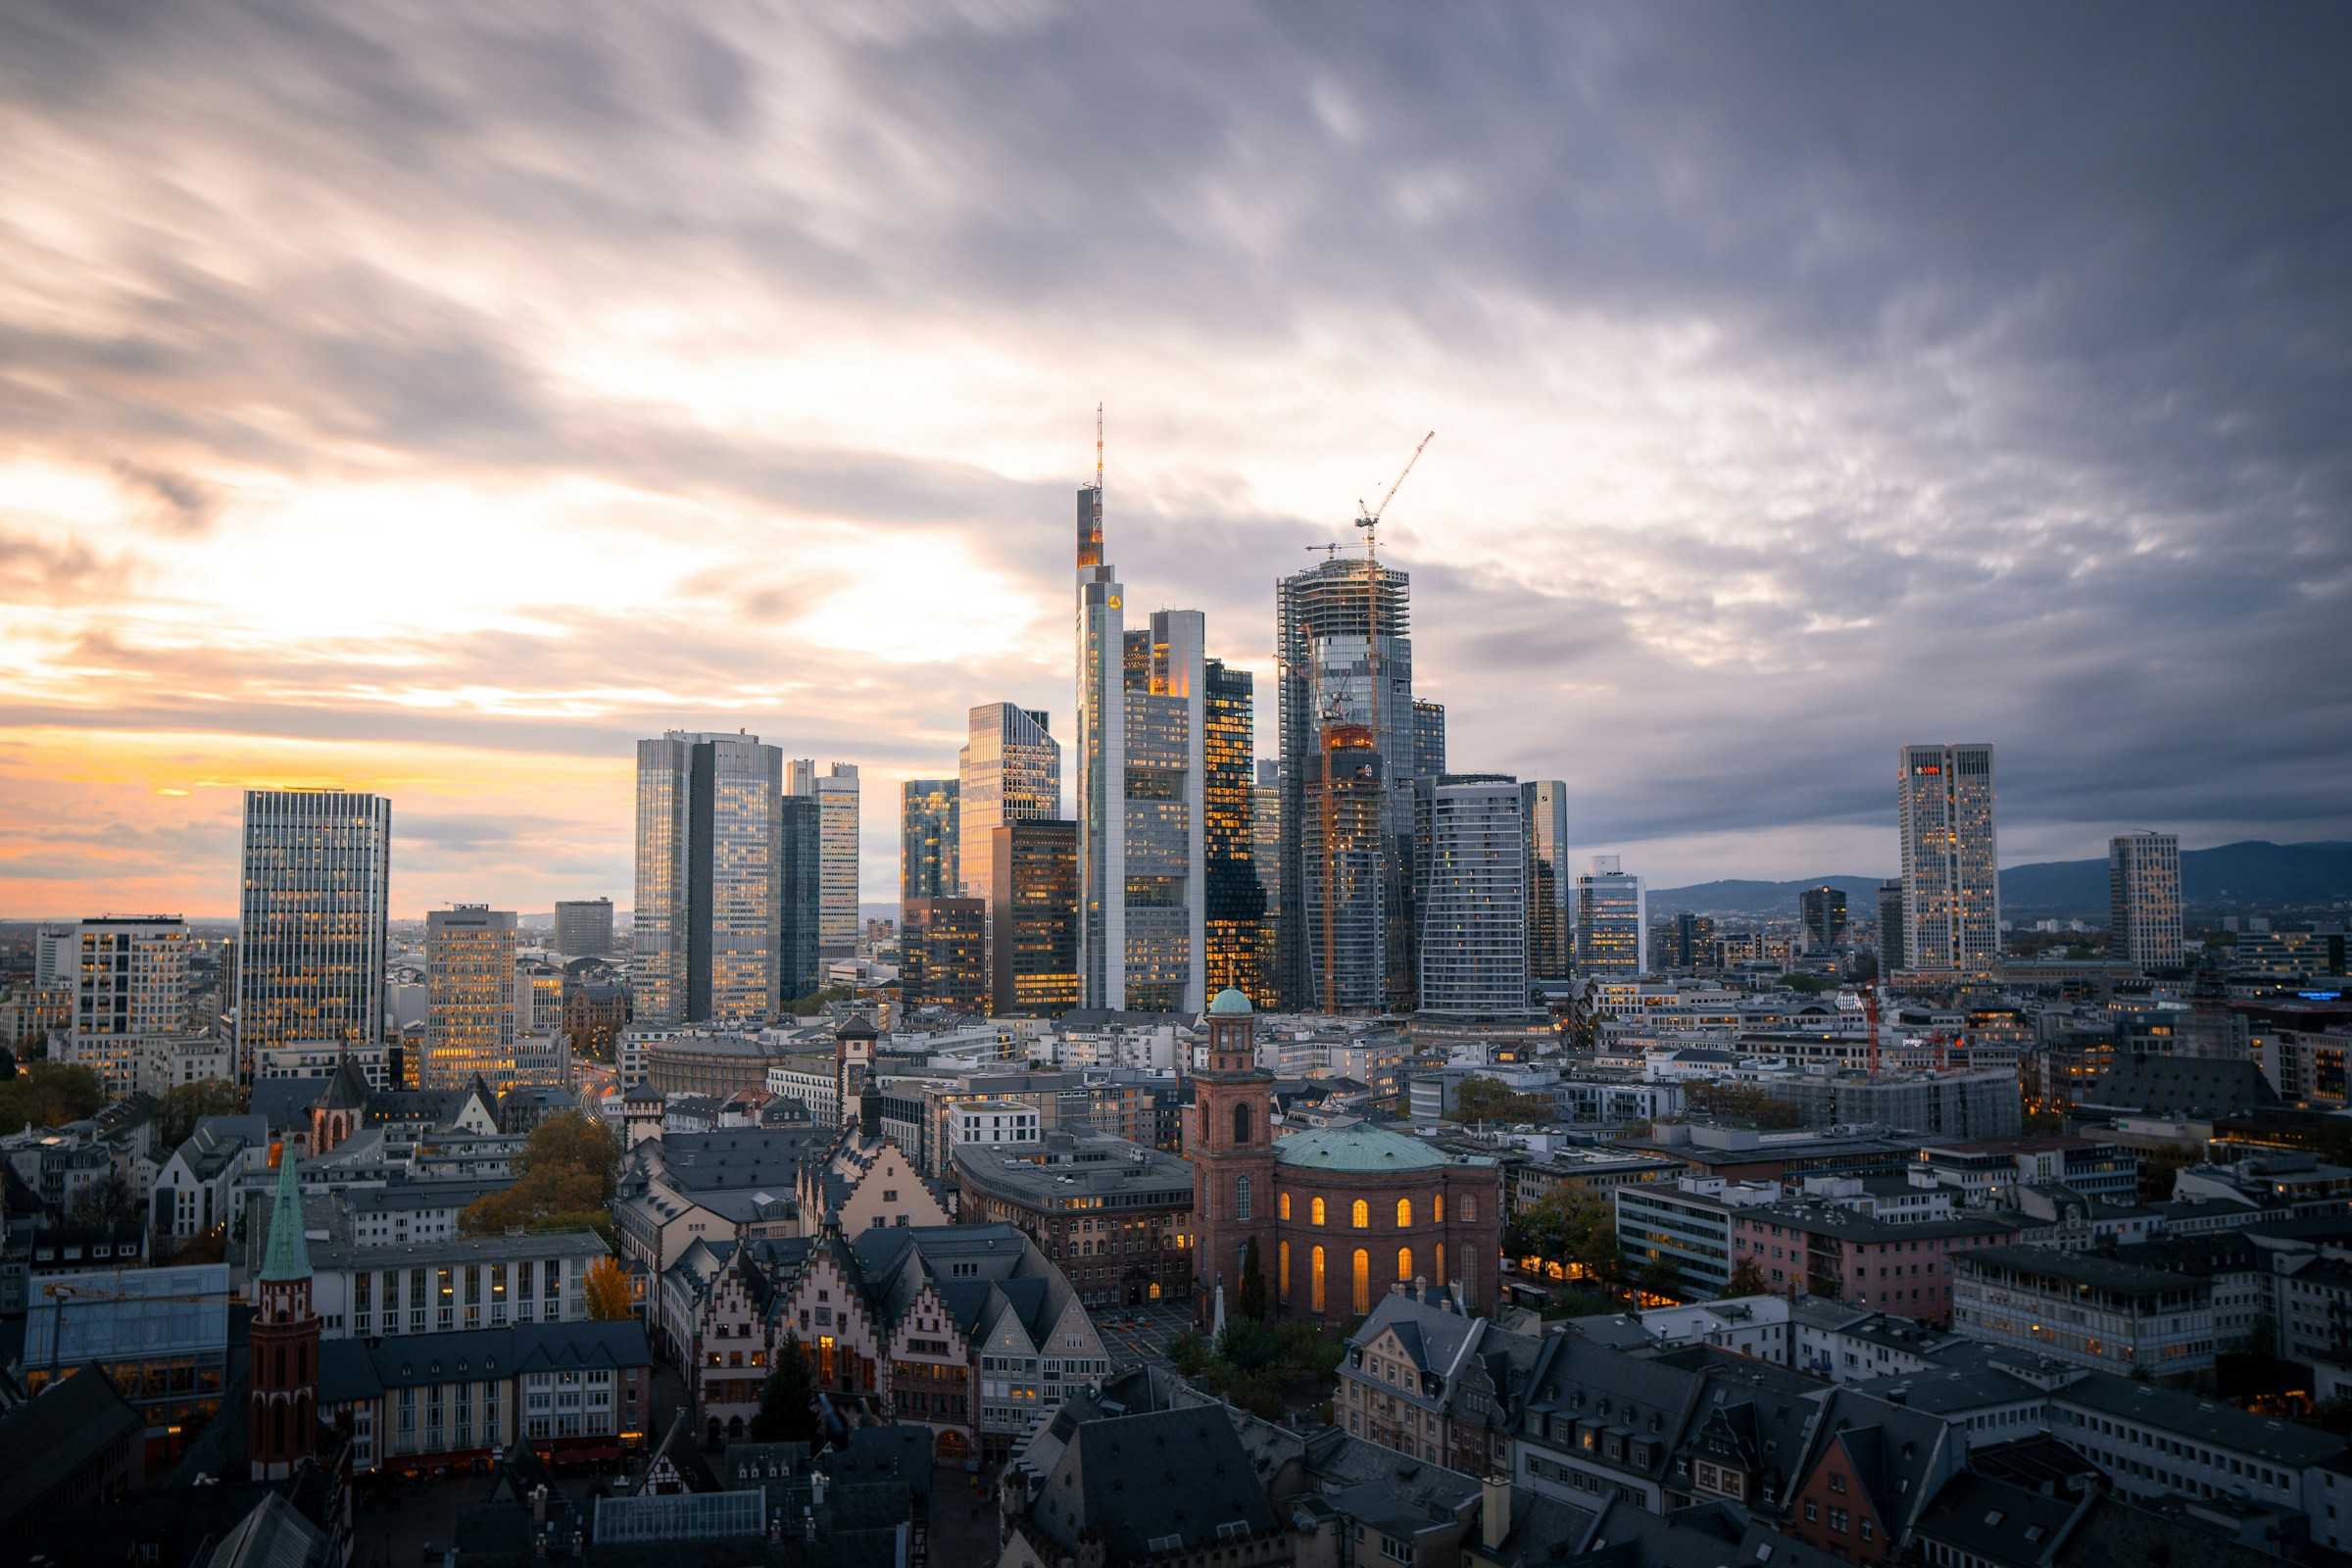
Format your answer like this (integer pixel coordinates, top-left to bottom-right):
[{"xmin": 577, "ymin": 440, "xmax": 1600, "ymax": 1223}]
[
  {"xmin": 1877, "ymin": 878, "xmax": 1908, "ymax": 973},
  {"xmin": 956, "ymin": 704, "xmax": 1060, "ymax": 907},
  {"xmin": 634, "ymin": 731, "xmax": 784, "ymax": 1026},
  {"xmin": 1122, "ymin": 611, "xmax": 1207, "ymax": 1011},
  {"xmin": 1658, "ymin": 911, "xmax": 1715, "ymax": 971},
  {"xmin": 236, "ymin": 789, "xmax": 392, "ymax": 1082},
  {"xmin": 1419, "ymin": 776, "xmax": 1529, "ymax": 1017},
  {"xmin": 778, "ymin": 794, "xmax": 822, "ymax": 1004},
  {"xmin": 423, "ymin": 906, "xmax": 517, "ymax": 1090},
  {"xmin": 1252, "ymin": 760, "xmax": 1282, "ymax": 987},
  {"xmin": 33, "ymin": 924, "xmax": 77, "ymax": 989},
  {"xmin": 1203, "ymin": 659, "xmax": 1268, "ymax": 1004},
  {"xmin": 1522, "ymin": 780, "xmax": 1571, "ymax": 981},
  {"xmin": 553, "ymin": 898, "xmax": 613, "ymax": 957},
  {"xmin": 901, "ymin": 779, "xmax": 958, "ymax": 906},
  {"xmin": 991, "ymin": 820, "xmax": 1079, "ymax": 1016},
  {"xmin": 789, "ymin": 761, "xmax": 861, "ymax": 958},
  {"xmin": 1799, "ymin": 887, "xmax": 1849, "ymax": 951},
  {"xmin": 1075, "ymin": 479, "xmax": 1125, "ymax": 1009},
  {"xmin": 64, "ymin": 915, "xmax": 189, "ymax": 1094},
  {"xmin": 1074, "ymin": 477, "xmax": 1208, "ymax": 1012},
  {"xmin": 1896, "ymin": 743, "xmax": 2000, "ymax": 973},
  {"xmin": 902, "ymin": 898, "xmax": 988, "ymax": 1011},
  {"xmin": 1413, "ymin": 700, "xmax": 1446, "ymax": 779},
  {"xmin": 2110, "ymin": 832, "xmax": 2184, "ymax": 972},
  {"xmin": 1575, "ymin": 855, "xmax": 1647, "ymax": 977},
  {"xmin": 1298, "ymin": 726, "xmax": 1389, "ymax": 1010},
  {"xmin": 1276, "ymin": 556, "xmax": 1414, "ymax": 1010}
]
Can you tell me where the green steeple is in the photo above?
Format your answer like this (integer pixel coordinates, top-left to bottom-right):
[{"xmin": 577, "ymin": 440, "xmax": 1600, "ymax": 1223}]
[{"xmin": 259, "ymin": 1149, "xmax": 313, "ymax": 1283}]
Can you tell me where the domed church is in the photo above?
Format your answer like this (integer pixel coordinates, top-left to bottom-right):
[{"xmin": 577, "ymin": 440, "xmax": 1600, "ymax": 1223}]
[{"xmin": 1184, "ymin": 988, "xmax": 1502, "ymax": 1328}]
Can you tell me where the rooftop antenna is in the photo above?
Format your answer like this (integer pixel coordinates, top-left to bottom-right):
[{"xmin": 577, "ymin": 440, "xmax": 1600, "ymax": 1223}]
[{"xmin": 1097, "ymin": 403, "xmax": 1104, "ymax": 494}]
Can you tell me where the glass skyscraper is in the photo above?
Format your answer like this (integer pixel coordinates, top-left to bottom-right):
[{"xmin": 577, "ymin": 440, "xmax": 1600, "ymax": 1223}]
[
  {"xmin": 901, "ymin": 778, "xmax": 958, "ymax": 906},
  {"xmin": 1575, "ymin": 855, "xmax": 1647, "ymax": 977},
  {"xmin": 1418, "ymin": 775, "xmax": 1528, "ymax": 1017},
  {"xmin": 1277, "ymin": 557, "xmax": 1414, "ymax": 1011},
  {"xmin": 1203, "ymin": 659, "xmax": 1268, "ymax": 1004},
  {"xmin": 423, "ymin": 905, "xmax": 516, "ymax": 1089},
  {"xmin": 957, "ymin": 703, "xmax": 1060, "ymax": 908},
  {"xmin": 1521, "ymin": 780, "xmax": 1571, "ymax": 981},
  {"xmin": 634, "ymin": 731, "xmax": 784, "ymax": 1026},
  {"xmin": 1298, "ymin": 725, "xmax": 1389, "ymax": 1010},
  {"xmin": 791, "ymin": 760, "xmax": 861, "ymax": 957},
  {"xmin": 991, "ymin": 819, "xmax": 1078, "ymax": 1016},
  {"xmin": 2110, "ymin": 831, "xmax": 2183, "ymax": 972},
  {"xmin": 1896, "ymin": 743, "xmax": 1999, "ymax": 973},
  {"xmin": 235, "ymin": 788, "xmax": 391, "ymax": 1082}
]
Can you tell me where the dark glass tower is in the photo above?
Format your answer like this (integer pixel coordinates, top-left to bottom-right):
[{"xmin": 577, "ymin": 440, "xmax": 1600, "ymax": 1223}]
[{"xmin": 1203, "ymin": 659, "xmax": 1269, "ymax": 1004}]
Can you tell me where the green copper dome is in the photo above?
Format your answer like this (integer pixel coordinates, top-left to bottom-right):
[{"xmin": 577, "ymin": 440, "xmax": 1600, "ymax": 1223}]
[{"xmin": 1207, "ymin": 988, "xmax": 1254, "ymax": 1016}]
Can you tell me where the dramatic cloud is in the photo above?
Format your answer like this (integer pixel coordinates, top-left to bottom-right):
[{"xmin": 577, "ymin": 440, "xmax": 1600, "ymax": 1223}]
[{"xmin": 1, "ymin": 1, "xmax": 2346, "ymax": 915}]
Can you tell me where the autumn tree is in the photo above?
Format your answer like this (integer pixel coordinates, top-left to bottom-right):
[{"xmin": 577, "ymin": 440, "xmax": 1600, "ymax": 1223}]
[
  {"xmin": 1725, "ymin": 1256, "xmax": 1772, "ymax": 1298},
  {"xmin": 750, "ymin": 1334, "xmax": 821, "ymax": 1445},
  {"xmin": 1637, "ymin": 1256, "xmax": 1686, "ymax": 1303},
  {"xmin": 1505, "ymin": 1190, "xmax": 1622, "ymax": 1285},
  {"xmin": 1448, "ymin": 1075, "xmax": 1559, "ymax": 1125},
  {"xmin": 584, "ymin": 1256, "xmax": 633, "ymax": 1320},
  {"xmin": 463, "ymin": 1110, "xmax": 619, "ymax": 1238},
  {"xmin": 154, "ymin": 1080, "xmax": 245, "ymax": 1149},
  {"xmin": 0, "ymin": 1061, "xmax": 107, "ymax": 1130}
]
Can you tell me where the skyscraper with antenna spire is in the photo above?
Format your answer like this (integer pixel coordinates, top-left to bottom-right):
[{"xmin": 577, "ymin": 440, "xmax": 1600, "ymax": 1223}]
[{"xmin": 1073, "ymin": 410, "xmax": 1209, "ymax": 1012}]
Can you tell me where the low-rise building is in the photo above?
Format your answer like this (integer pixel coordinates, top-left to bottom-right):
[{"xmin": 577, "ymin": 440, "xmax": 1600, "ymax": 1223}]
[
  {"xmin": 308, "ymin": 1232, "xmax": 606, "ymax": 1339},
  {"xmin": 1952, "ymin": 1245, "xmax": 2217, "ymax": 1374},
  {"xmin": 1732, "ymin": 1200, "xmax": 2015, "ymax": 1319},
  {"xmin": 951, "ymin": 1129, "xmax": 1194, "ymax": 1308},
  {"xmin": 1615, "ymin": 1175, "xmax": 1781, "ymax": 1298}
]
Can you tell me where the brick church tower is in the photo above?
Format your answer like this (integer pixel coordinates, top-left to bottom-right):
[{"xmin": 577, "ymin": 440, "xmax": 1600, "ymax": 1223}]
[
  {"xmin": 1187, "ymin": 988, "xmax": 1275, "ymax": 1327},
  {"xmin": 248, "ymin": 1150, "xmax": 320, "ymax": 1480}
]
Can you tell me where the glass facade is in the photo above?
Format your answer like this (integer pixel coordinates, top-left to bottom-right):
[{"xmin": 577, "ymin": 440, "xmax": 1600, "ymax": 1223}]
[
  {"xmin": 991, "ymin": 820, "xmax": 1078, "ymax": 1016},
  {"xmin": 957, "ymin": 704, "xmax": 1059, "ymax": 908},
  {"xmin": 236, "ymin": 789, "xmax": 392, "ymax": 1082},
  {"xmin": 1075, "ymin": 483, "xmax": 1125, "ymax": 1010},
  {"xmin": 1276, "ymin": 559, "xmax": 1413, "ymax": 1011},
  {"xmin": 1897, "ymin": 743, "xmax": 1999, "ymax": 972},
  {"xmin": 633, "ymin": 732, "xmax": 785, "ymax": 1026},
  {"xmin": 779, "ymin": 795, "xmax": 822, "ymax": 1003},
  {"xmin": 1576, "ymin": 856, "xmax": 1647, "ymax": 977},
  {"xmin": 1522, "ymin": 780, "xmax": 1571, "ymax": 981},
  {"xmin": 903, "ymin": 898, "xmax": 988, "ymax": 1011},
  {"xmin": 423, "ymin": 906, "xmax": 517, "ymax": 1089},
  {"xmin": 1418, "ymin": 775, "xmax": 1528, "ymax": 1017},
  {"xmin": 901, "ymin": 779, "xmax": 958, "ymax": 906},
  {"xmin": 2110, "ymin": 831, "xmax": 2183, "ymax": 971},
  {"xmin": 789, "ymin": 761, "xmax": 861, "ymax": 957},
  {"xmin": 1298, "ymin": 726, "xmax": 1388, "ymax": 1011},
  {"xmin": 1203, "ymin": 660, "xmax": 1269, "ymax": 1004}
]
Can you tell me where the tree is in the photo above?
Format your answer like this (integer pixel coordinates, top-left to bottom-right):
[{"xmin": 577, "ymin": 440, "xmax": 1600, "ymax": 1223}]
[
  {"xmin": 1238, "ymin": 1236, "xmax": 1267, "ymax": 1321},
  {"xmin": 749, "ymin": 1335, "xmax": 821, "ymax": 1445},
  {"xmin": 1725, "ymin": 1256, "xmax": 1772, "ymax": 1298},
  {"xmin": 584, "ymin": 1256, "xmax": 632, "ymax": 1320},
  {"xmin": 463, "ymin": 1110, "xmax": 619, "ymax": 1236},
  {"xmin": 154, "ymin": 1080, "xmax": 245, "ymax": 1150},
  {"xmin": 70, "ymin": 1168, "xmax": 138, "ymax": 1228},
  {"xmin": 1637, "ymin": 1256, "xmax": 1685, "ymax": 1303},
  {"xmin": 1778, "ymin": 973, "xmax": 1835, "ymax": 996},
  {"xmin": 1505, "ymin": 1190, "xmax": 1622, "ymax": 1286},
  {"xmin": 0, "ymin": 1061, "xmax": 107, "ymax": 1130},
  {"xmin": 1449, "ymin": 1075, "xmax": 1558, "ymax": 1125}
]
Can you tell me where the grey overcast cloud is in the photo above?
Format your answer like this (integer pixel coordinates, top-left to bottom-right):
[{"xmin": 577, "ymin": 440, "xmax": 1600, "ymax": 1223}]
[{"xmin": 1, "ymin": 1, "xmax": 2346, "ymax": 913}]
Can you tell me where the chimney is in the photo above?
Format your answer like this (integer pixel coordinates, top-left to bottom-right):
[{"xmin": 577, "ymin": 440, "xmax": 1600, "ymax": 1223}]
[{"xmin": 1483, "ymin": 1475, "xmax": 1511, "ymax": 1552}]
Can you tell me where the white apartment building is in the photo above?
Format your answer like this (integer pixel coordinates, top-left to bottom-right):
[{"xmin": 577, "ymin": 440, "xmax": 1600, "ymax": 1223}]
[
  {"xmin": 312, "ymin": 1232, "xmax": 604, "ymax": 1339},
  {"xmin": 59, "ymin": 915, "xmax": 190, "ymax": 1095},
  {"xmin": 2109, "ymin": 831, "xmax": 2184, "ymax": 971},
  {"xmin": 134, "ymin": 1033, "xmax": 234, "ymax": 1095},
  {"xmin": 253, "ymin": 1040, "xmax": 391, "ymax": 1091},
  {"xmin": 949, "ymin": 1099, "xmax": 1041, "ymax": 1151}
]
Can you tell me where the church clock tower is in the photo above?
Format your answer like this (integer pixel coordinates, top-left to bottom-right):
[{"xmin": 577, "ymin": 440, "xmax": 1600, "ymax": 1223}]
[
  {"xmin": 248, "ymin": 1151, "xmax": 320, "ymax": 1481},
  {"xmin": 1186, "ymin": 988, "xmax": 1275, "ymax": 1327}
]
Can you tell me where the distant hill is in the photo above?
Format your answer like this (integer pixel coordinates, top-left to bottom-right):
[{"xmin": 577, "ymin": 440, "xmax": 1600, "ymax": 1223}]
[
  {"xmin": 2003, "ymin": 840, "xmax": 2352, "ymax": 915},
  {"xmin": 1650, "ymin": 842, "xmax": 2352, "ymax": 920},
  {"xmin": 1646, "ymin": 876, "xmax": 1884, "ymax": 918}
]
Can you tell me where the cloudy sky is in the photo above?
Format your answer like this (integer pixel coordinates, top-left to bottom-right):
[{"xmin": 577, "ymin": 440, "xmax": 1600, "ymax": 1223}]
[{"xmin": 2, "ymin": 2, "xmax": 2346, "ymax": 918}]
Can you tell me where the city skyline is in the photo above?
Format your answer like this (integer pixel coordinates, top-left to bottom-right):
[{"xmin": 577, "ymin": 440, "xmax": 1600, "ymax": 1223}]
[{"xmin": 4, "ymin": 7, "xmax": 2349, "ymax": 919}]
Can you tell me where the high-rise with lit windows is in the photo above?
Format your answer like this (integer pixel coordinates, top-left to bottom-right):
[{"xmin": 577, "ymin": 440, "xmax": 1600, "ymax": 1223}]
[
  {"xmin": 62, "ymin": 914, "xmax": 190, "ymax": 1094},
  {"xmin": 901, "ymin": 778, "xmax": 958, "ymax": 906},
  {"xmin": 2110, "ymin": 831, "xmax": 2184, "ymax": 972},
  {"xmin": 991, "ymin": 819, "xmax": 1079, "ymax": 1016},
  {"xmin": 792, "ymin": 760, "xmax": 861, "ymax": 958},
  {"xmin": 1896, "ymin": 743, "xmax": 2000, "ymax": 973},
  {"xmin": 1419, "ymin": 775, "xmax": 1529, "ymax": 1017},
  {"xmin": 1575, "ymin": 855, "xmax": 1647, "ymax": 977},
  {"xmin": 634, "ymin": 731, "xmax": 785, "ymax": 1026},
  {"xmin": 957, "ymin": 703, "xmax": 1060, "ymax": 909},
  {"xmin": 1521, "ymin": 780, "xmax": 1571, "ymax": 981},
  {"xmin": 1203, "ymin": 659, "xmax": 1268, "ymax": 1004},
  {"xmin": 423, "ymin": 906, "xmax": 517, "ymax": 1090},
  {"xmin": 235, "ymin": 789, "xmax": 392, "ymax": 1083}
]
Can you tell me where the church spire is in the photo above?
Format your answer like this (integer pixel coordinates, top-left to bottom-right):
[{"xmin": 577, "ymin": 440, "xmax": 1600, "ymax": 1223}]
[{"xmin": 260, "ymin": 1148, "xmax": 312, "ymax": 1282}]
